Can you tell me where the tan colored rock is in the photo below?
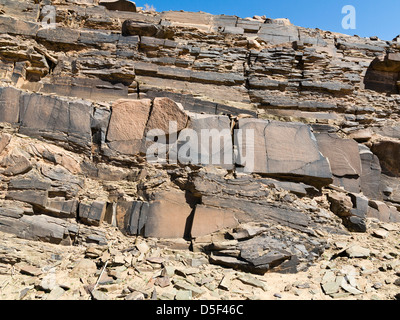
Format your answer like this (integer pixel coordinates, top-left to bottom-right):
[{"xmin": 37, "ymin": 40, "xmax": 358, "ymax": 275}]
[
  {"xmin": 191, "ymin": 205, "xmax": 239, "ymax": 238},
  {"xmin": 146, "ymin": 97, "xmax": 188, "ymax": 135},
  {"xmin": 349, "ymin": 129, "xmax": 372, "ymax": 142},
  {"xmin": 0, "ymin": 133, "xmax": 11, "ymax": 154},
  {"xmin": 327, "ymin": 191, "xmax": 353, "ymax": 218},
  {"xmin": 0, "ymin": 87, "xmax": 20, "ymax": 124},
  {"xmin": 107, "ymin": 99, "xmax": 152, "ymax": 155},
  {"xmin": 316, "ymin": 133, "xmax": 362, "ymax": 193}
]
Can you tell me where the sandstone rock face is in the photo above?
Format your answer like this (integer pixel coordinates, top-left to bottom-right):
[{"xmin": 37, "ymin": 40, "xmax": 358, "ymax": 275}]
[
  {"xmin": 106, "ymin": 99, "xmax": 151, "ymax": 155},
  {"xmin": 144, "ymin": 190, "xmax": 193, "ymax": 239},
  {"xmin": 0, "ymin": 0, "xmax": 399, "ymax": 285},
  {"xmin": 359, "ymin": 145, "xmax": 382, "ymax": 199},
  {"xmin": 185, "ymin": 114, "xmax": 233, "ymax": 169},
  {"xmin": 191, "ymin": 205, "xmax": 239, "ymax": 238},
  {"xmin": 0, "ymin": 87, "xmax": 21, "ymax": 123},
  {"xmin": 316, "ymin": 133, "xmax": 362, "ymax": 193},
  {"xmin": 371, "ymin": 140, "xmax": 400, "ymax": 177},
  {"xmin": 236, "ymin": 119, "xmax": 332, "ymax": 188}
]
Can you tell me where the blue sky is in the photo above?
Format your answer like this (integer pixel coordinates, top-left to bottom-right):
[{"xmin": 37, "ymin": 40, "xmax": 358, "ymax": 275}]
[{"xmin": 134, "ymin": 0, "xmax": 400, "ymax": 41}]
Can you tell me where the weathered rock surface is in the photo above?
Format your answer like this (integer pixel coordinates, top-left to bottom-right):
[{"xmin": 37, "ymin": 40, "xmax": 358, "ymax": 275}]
[{"xmin": 0, "ymin": 0, "xmax": 399, "ymax": 301}]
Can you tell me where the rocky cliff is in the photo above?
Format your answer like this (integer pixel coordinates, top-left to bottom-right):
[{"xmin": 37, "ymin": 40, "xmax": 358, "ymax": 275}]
[{"xmin": 0, "ymin": 0, "xmax": 400, "ymax": 300}]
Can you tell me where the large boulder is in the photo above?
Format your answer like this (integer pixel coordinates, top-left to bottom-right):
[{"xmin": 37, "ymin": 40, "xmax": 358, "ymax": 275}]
[
  {"xmin": 115, "ymin": 200, "xmax": 148, "ymax": 236},
  {"xmin": 78, "ymin": 201, "xmax": 107, "ymax": 227},
  {"xmin": 191, "ymin": 205, "xmax": 239, "ymax": 238}
]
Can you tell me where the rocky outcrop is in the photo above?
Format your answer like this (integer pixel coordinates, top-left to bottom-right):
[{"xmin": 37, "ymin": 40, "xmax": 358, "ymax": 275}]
[{"xmin": 0, "ymin": 0, "xmax": 399, "ymax": 284}]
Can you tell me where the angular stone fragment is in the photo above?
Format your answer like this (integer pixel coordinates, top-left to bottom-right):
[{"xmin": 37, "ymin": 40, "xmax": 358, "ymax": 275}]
[
  {"xmin": 0, "ymin": 133, "xmax": 11, "ymax": 154},
  {"xmin": 321, "ymin": 281, "xmax": 340, "ymax": 295},
  {"xmin": 6, "ymin": 190, "xmax": 48, "ymax": 208},
  {"xmin": 106, "ymin": 99, "xmax": 152, "ymax": 155},
  {"xmin": 1, "ymin": 148, "xmax": 32, "ymax": 176},
  {"xmin": 18, "ymin": 215, "xmax": 69, "ymax": 244},
  {"xmin": 8, "ymin": 170, "xmax": 52, "ymax": 191},
  {"xmin": 327, "ymin": 190, "xmax": 367, "ymax": 232},
  {"xmin": 327, "ymin": 191, "xmax": 353, "ymax": 218},
  {"xmin": 45, "ymin": 198, "xmax": 78, "ymax": 219},
  {"xmin": 345, "ymin": 245, "xmax": 370, "ymax": 258}
]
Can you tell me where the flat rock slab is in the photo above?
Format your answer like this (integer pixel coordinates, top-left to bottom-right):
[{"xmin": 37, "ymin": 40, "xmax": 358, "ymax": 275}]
[
  {"xmin": 19, "ymin": 93, "xmax": 93, "ymax": 152},
  {"xmin": 345, "ymin": 245, "xmax": 370, "ymax": 258},
  {"xmin": 359, "ymin": 145, "xmax": 381, "ymax": 199},
  {"xmin": 315, "ymin": 133, "xmax": 362, "ymax": 176},
  {"xmin": 236, "ymin": 119, "xmax": 332, "ymax": 188},
  {"xmin": 315, "ymin": 133, "xmax": 363, "ymax": 193},
  {"xmin": 144, "ymin": 190, "xmax": 193, "ymax": 239},
  {"xmin": 100, "ymin": 0, "xmax": 136, "ymax": 12},
  {"xmin": 371, "ymin": 140, "xmax": 400, "ymax": 177}
]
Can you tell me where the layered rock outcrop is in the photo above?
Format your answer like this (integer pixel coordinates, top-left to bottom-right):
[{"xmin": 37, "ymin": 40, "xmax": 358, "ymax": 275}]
[{"xmin": 0, "ymin": 0, "xmax": 399, "ymax": 276}]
